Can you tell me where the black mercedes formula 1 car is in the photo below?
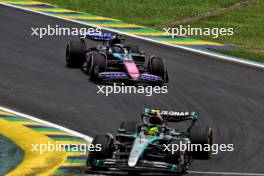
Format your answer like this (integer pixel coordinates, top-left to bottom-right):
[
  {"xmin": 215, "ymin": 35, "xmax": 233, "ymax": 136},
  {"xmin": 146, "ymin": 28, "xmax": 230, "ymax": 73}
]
[
  {"xmin": 87, "ymin": 108, "xmax": 213, "ymax": 174},
  {"xmin": 65, "ymin": 33, "xmax": 169, "ymax": 85}
]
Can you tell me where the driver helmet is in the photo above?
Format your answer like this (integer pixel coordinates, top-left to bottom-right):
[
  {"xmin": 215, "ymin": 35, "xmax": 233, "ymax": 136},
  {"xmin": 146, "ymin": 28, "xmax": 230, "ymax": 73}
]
[
  {"xmin": 112, "ymin": 44, "xmax": 123, "ymax": 53},
  {"xmin": 146, "ymin": 126, "xmax": 159, "ymax": 136}
]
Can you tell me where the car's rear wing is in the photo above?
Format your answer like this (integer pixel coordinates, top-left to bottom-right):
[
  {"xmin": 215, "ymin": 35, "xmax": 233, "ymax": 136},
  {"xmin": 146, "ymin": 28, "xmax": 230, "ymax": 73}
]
[
  {"xmin": 160, "ymin": 110, "xmax": 197, "ymax": 122},
  {"xmin": 143, "ymin": 108, "xmax": 198, "ymax": 122},
  {"xmin": 85, "ymin": 32, "xmax": 114, "ymax": 41}
]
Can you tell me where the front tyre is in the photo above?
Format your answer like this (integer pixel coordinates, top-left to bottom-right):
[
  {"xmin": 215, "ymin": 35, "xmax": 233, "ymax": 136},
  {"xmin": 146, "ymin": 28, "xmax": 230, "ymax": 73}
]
[
  {"xmin": 89, "ymin": 53, "xmax": 107, "ymax": 81},
  {"xmin": 148, "ymin": 57, "xmax": 169, "ymax": 82},
  {"xmin": 166, "ymin": 139, "xmax": 189, "ymax": 173},
  {"xmin": 87, "ymin": 134, "xmax": 114, "ymax": 169}
]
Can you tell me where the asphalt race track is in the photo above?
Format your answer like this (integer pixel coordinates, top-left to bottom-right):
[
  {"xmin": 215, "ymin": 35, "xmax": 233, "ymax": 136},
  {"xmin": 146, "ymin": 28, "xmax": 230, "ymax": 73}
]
[{"xmin": 1, "ymin": 4, "xmax": 264, "ymax": 175}]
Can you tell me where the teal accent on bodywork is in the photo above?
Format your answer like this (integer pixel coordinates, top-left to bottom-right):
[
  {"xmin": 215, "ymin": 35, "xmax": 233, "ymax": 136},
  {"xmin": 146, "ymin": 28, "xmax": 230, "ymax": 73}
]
[
  {"xmin": 171, "ymin": 132, "xmax": 182, "ymax": 136},
  {"xmin": 128, "ymin": 135, "xmax": 163, "ymax": 167},
  {"xmin": 134, "ymin": 134, "xmax": 163, "ymax": 143},
  {"xmin": 147, "ymin": 136, "xmax": 161, "ymax": 142},
  {"xmin": 95, "ymin": 160, "xmax": 101, "ymax": 167},
  {"xmin": 149, "ymin": 136, "xmax": 163, "ymax": 144},
  {"xmin": 139, "ymin": 135, "xmax": 162, "ymax": 153},
  {"xmin": 144, "ymin": 108, "xmax": 150, "ymax": 114},
  {"xmin": 191, "ymin": 112, "xmax": 198, "ymax": 120},
  {"xmin": 113, "ymin": 53, "xmax": 133, "ymax": 61},
  {"xmin": 113, "ymin": 53, "xmax": 123, "ymax": 60},
  {"xmin": 170, "ymin": 164, "xmax": 177, "ymax": 172},
  {"xmin": 117, "ymin": 128, "xmax": 126, "ymax": 133}
]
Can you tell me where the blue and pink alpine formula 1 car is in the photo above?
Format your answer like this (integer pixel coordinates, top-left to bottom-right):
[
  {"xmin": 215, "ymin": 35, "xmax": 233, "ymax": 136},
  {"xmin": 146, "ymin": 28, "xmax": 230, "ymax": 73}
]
[{"xmin": 65, "ymin": 33, "xmax": 169, "ymax": 85}]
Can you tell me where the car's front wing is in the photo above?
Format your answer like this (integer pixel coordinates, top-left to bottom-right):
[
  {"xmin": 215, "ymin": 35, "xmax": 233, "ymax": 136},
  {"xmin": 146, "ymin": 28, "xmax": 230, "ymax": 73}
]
[
  {"xmin": 89, "ymin": 158, "xmax": 181, "ymax": 173},
  {"xmin": 98, "ymin": 72, "xmax": 165, "ymax": 85}
]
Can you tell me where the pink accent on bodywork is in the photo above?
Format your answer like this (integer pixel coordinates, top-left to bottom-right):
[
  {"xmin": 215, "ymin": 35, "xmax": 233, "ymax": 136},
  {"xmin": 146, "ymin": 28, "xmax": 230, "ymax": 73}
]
[{"xmin": 124, "ymin": 61, "xmax": 140, "ymax": 79}]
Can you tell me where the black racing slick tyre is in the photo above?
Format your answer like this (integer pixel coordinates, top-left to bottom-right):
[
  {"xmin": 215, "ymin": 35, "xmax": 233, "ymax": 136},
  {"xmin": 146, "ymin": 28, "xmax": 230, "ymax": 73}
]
[
  {"xmin": 65, "ymin": 41, "xmax": 85, "ymax": 68},
  {"xmin": 166, "ymin": 139, "xmax": 188, "ymax": 173},
  {"xmin": 190, "ymin": 125, "xmax": 213, "ymax": 159},
  {"xmin": 120, "ymin": 121, "xmax": 138, "ymax": 134},
  {"xmin": 148, "ymin": 57, "xmax": 168, "ymax": 82},
  {"xmin": 89, "ymin": 53, "xmax": 107, "ymax": 81},
  {"xmin": 87, "ymin": 134, "xmax": 114, "ymax": 170},
  {"xmin": 90, "ymin": 134, "xmax": 113, "ymax": 159}
]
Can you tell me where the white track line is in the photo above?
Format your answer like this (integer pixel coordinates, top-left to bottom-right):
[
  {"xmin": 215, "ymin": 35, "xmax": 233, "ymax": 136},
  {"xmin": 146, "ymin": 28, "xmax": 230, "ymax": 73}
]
[
  {"xmin": 1, "ymin": 105, "xmax": 264, "ymax": 176},
  {"xmin": 189, "ymin": 171, "xmax": 264, "ymax": 175},
  {"xmin": 1, "ymin": 2, "xmax": 264, "ymax": 69},
  {"xmin": 0, "ymin": 106, "xmax": 92, "ymax": 142}
]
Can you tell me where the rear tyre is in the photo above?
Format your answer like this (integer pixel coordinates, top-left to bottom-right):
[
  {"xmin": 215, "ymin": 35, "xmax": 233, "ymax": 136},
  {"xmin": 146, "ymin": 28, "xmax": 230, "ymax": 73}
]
[
  {"xmin": 65, "ymin": 41, "xmax": 85, "ymax": 68},
  {"xmin": 190, "ymin": 125, "xmax": 213, "ymax": 159},
  {"xmin": 89, "ymin": 53, "xmax": 107, "ymax": 81}
]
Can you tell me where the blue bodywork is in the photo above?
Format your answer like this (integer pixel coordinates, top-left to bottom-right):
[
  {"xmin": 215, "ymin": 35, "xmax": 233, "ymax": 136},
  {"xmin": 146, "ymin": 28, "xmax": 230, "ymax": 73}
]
[{"xmin": 86, "ymin": 32, "xmax": 113, "ymax": 41}]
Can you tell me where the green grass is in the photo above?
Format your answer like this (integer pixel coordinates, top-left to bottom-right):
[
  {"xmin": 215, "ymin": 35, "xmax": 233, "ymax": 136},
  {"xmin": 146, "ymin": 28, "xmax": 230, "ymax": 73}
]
[
  {"xmin": 40, "ymin": 0, "xmax": 241, "ymax": 27},
  {"xmin": 187, "ymin": 0, "xmax": 264, "ymax": 62},
  {"xmin": 212, "ymin": 49, "xmax": 264, "ymax": 63},
  {"xmin": 40, "ymin": 0, "xmax": 263, "ymax": 62}
]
